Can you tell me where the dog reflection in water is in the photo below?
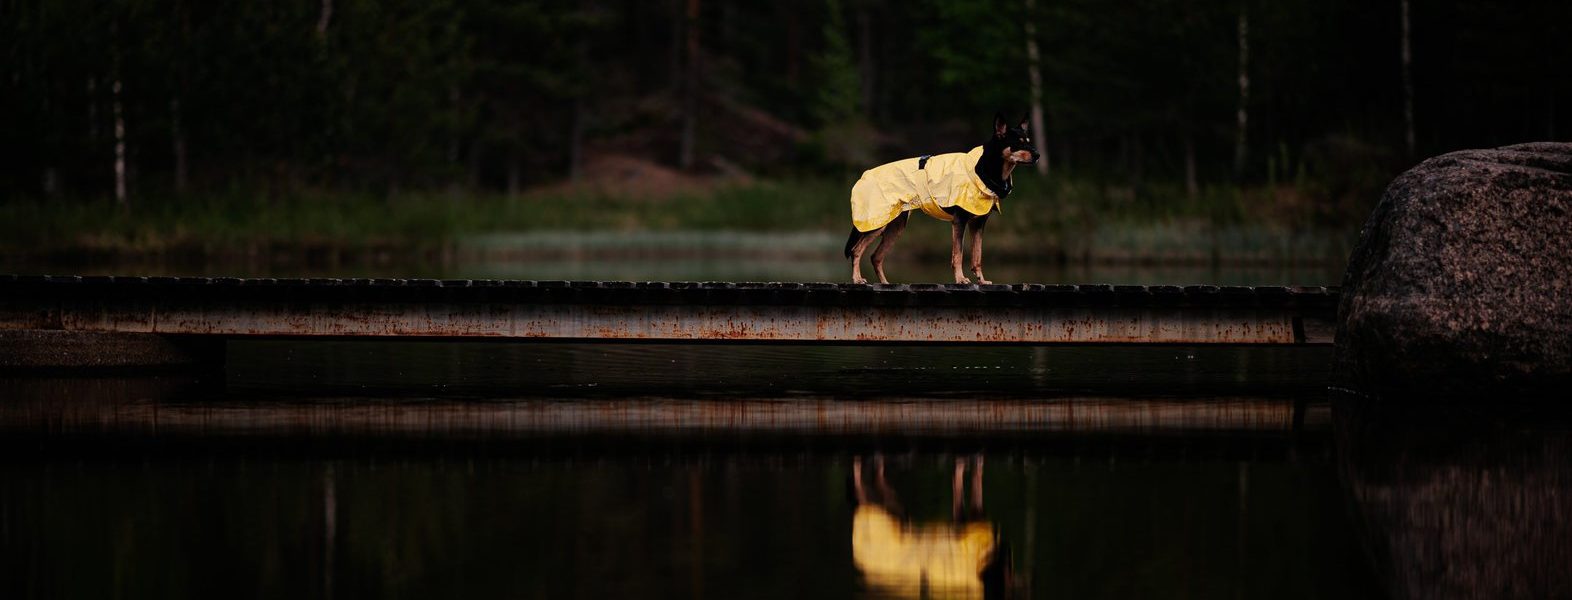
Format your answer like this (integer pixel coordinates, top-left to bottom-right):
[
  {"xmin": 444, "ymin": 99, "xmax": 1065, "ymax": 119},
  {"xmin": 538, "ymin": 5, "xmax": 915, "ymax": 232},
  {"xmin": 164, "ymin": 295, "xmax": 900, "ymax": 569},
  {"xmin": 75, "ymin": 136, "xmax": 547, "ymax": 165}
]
[{"xmin": 851, "ymin": 455, "xmax": 1013, "ymax": 599}]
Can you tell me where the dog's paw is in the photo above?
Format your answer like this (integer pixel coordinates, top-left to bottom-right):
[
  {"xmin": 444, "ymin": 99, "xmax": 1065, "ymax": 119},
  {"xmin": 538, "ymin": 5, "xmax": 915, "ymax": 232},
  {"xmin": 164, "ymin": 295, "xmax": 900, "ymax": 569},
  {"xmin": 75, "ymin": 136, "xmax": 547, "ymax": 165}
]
[
  {"xmin": 954, "ymin": 276, "xmax": 972, "ymax": 285},
  {"xmin": 851, "ymin": 277, "xmax": 868, "ymax": 284},
  {"xmin": 976, "ymin": 279, "xmax": 992, "ymax": 285}
]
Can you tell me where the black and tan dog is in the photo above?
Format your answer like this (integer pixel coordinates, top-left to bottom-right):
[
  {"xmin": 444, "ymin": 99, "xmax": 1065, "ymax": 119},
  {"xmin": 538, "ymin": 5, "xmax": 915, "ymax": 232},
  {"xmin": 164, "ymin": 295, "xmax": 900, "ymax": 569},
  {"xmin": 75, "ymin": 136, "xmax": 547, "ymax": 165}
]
[{"xmin": 844, "ymin": 114, "xmax": 1040, "ymax": 284}]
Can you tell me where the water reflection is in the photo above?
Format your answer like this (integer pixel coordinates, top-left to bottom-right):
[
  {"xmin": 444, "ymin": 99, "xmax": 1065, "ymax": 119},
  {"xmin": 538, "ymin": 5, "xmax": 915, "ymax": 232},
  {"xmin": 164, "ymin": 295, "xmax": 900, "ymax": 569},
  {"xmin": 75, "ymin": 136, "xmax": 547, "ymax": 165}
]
[
  {"xmin": 0, "ymin": 339, "xmax": 1382, "ymax": 598},
  {"xmin": 19, "ymin": 368, "xmax": 1572, "ymax": 597},
  {"xmin": 1, "ymin": 450, "xmax": 1375, "ymax": 599},
  {"xmin": 223, "ymin": 341, "xmax": 1334, "ymax": 400},
  {"xmin": 0, "ymin": 380, "xmax": 1377, "ymax": 598},
  {"xmin": 1334, "ymin": 395, "xmax": 1572, "ymax": 599},
  {"xmin": 852, "ymin": 455, "xmax": 1010, "ymax": 599},
  {"xmin": 0, "ymin": 376, "xmax": 1320, "ymax": 443}
]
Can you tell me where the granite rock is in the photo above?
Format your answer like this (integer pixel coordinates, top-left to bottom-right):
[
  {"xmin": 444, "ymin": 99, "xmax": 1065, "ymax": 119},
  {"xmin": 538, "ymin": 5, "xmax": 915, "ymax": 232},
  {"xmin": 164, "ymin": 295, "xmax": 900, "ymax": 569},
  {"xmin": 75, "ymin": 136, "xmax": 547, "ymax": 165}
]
[{"xmin": 1335, "ymin": 142, "xmax": 1572, "ymax": 396}]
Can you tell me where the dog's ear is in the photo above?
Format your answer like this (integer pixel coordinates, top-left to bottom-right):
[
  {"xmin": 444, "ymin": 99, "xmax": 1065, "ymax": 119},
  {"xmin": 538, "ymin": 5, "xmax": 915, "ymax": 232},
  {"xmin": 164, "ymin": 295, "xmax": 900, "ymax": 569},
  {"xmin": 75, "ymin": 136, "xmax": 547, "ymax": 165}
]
[
  {"xmin": 1019, "ymin": 113, "xmax": 1031, "ymax": 132},
  {"xmin": 994, "ymin": 113, "xmax": 1008, "ymax": 138}
]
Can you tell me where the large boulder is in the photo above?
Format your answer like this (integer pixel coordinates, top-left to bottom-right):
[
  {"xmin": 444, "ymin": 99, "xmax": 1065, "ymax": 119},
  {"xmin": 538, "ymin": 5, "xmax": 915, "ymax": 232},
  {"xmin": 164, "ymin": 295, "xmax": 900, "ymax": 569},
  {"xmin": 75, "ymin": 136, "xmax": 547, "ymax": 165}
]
[{"xmin": 1335, "ymin": 142, "xmax": 1572, "ymax": 396}]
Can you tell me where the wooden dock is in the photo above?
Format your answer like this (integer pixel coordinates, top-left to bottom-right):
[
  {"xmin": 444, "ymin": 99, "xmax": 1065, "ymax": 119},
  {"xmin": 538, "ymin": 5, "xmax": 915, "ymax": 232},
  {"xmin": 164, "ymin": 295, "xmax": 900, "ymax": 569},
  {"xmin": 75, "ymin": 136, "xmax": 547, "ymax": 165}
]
[{"xmin": 0, "ymin": 276, "xmax": 1337, "ymax": 363}]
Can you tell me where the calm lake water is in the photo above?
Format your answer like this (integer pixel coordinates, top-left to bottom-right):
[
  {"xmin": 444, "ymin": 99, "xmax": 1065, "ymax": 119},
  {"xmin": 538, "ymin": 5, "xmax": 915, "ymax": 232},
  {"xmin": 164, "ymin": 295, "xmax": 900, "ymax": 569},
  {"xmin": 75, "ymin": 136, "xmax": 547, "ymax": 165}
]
[
  {"xmin": 3, "ymin": 250, "xmax": 1559, "ymax": 598},
  {"xmin": 2, "ymin": 342, "xmax": 1375, "ymax": 599}
]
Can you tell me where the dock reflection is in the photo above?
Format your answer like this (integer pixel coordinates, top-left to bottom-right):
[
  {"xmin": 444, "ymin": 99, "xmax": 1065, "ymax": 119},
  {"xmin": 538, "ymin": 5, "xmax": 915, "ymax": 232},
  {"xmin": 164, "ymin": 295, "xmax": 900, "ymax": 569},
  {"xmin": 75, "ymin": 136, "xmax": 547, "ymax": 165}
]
[{"xmin": 0, "ymin": 376, "xmax": 1320, "ymax": 443}]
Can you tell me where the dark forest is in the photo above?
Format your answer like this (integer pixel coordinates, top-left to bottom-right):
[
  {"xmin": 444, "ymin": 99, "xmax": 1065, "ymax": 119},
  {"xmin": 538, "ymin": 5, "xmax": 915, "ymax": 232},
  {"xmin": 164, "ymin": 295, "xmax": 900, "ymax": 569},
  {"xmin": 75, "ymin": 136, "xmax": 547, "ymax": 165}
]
[{"xmin": 2, "ymin": 0, "xmax": 1568, "ymax": 254}]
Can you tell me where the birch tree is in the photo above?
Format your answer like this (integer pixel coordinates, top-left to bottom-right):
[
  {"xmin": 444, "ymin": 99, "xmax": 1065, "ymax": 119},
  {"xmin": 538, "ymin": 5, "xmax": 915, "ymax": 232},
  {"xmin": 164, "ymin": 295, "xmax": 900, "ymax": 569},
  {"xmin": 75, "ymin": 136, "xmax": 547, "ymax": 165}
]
[
  {"xmin": 678, "ymin": 0, "xmax": 700, "ymax": 170},
  {"xmin": 1400, "ymin": 0, "xmax": 1415, "ymax": 157},
  {"xmin": 1024, "ymin": 0, "xmax": 1048, "ymax": 176},
  {"xmin": 316, "ymin": 0, "xmax": 333, "ymax": 40},
  {"xmin": 111, "ymin": 21, "xmax": 127, "ymax": 209},
  {"xmin": 171, "ymin": 0, "xmax": 191, "ymax": 194},
  {"xmin": 1233, "ymin": 4, "xmax": 1248, "ymax": 178}
]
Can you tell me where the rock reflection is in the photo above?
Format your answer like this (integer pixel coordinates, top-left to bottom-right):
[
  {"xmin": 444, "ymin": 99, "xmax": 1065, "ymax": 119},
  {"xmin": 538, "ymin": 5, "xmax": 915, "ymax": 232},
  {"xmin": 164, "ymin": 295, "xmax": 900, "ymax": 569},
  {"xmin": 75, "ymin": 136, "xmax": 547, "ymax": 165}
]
[
  {"xmin": 1335, "ymin": 395, "xmax": 1572, "ymax": 600},
  {"xmin": 851, "ymin": 455, "xmax": 1012, "ymax": 599}
]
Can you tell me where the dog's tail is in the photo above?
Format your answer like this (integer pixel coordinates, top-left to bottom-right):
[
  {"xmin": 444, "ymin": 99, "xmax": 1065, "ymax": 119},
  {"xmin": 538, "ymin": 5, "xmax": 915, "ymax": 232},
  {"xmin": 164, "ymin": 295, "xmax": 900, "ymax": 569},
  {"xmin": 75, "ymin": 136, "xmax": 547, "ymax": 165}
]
[{"xmin": 843, "ymin": 227, "xmax": 861, "ymax": 260}]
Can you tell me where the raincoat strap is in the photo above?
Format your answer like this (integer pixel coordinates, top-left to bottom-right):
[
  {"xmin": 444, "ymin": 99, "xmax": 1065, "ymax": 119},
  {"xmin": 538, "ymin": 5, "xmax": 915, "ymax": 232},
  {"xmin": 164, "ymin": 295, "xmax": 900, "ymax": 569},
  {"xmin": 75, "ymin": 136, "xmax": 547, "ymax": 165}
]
[{"xmin": 914, "ymin": 156, "xmax": 935, "ymax": 214}]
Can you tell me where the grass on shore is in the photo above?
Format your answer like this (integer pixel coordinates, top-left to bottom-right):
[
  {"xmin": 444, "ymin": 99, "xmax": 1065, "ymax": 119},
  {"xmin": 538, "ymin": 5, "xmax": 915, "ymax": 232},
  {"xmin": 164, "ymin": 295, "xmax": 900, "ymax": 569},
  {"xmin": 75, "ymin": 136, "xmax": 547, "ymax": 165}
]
[{"xmin": 0, "ymin": 174, "xmax": 1363, "ymax": 262}]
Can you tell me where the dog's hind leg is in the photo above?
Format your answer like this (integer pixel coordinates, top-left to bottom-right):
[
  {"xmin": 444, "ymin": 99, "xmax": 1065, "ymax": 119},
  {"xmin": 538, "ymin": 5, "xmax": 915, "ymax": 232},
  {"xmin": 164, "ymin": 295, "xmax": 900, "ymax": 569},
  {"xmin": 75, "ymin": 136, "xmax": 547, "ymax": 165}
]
[
  {"xmin": 967, "ymin": 213, "xmax": 992, "ymax": 284},
  {"xmin": 950, "ymin": 212, "xmax": 972, "ymax": 284},
  {"xmin": 848, "ymin": 226, "xmax": 882, "ymax": 284},
  {"xmin": 873, "ymin": 453, "xmax": 900, "ymax": 511},
  {"xmin": 869, "ymin": 211, "xmax": 909, "ymax": 284},
  {"xmin": 852, "ymin": 457, "xmax": 868, "ymax": 504},
  {"xmin": 970, "ymin": 454, "xmax": 984, "ymax": 511}
]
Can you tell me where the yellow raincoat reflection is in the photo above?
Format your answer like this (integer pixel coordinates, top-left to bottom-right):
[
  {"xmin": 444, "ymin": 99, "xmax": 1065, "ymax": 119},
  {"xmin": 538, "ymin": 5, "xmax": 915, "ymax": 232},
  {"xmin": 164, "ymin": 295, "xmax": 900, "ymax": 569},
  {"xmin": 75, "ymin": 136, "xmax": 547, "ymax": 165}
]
[
  {"xmin": 849, "ymin": 146, "xmax": 1002, "ymax": 232},
  {"xmin": 852, "ymin": 505, "xmax": 996, "ymax": 598},
  {"xmin": 849, "ymin": 456, "xmax": 1000, "ymax": 599}
]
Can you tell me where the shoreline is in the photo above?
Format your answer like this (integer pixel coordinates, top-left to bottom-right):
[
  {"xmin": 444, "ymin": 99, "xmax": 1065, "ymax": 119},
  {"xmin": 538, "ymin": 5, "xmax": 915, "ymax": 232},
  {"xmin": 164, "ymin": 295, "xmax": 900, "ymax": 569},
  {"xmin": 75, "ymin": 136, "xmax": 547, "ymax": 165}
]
[{"xmin": 6, "ymin": 226, "xmax": 1351, "ymax": 271}]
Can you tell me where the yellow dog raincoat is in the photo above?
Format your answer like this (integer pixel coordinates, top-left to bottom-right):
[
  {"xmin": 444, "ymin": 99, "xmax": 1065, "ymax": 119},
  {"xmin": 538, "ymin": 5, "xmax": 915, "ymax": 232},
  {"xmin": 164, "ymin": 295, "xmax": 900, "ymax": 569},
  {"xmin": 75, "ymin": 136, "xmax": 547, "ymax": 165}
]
[
  {"xmin": 852, "ymin": 505, "xmax": 997, "ymax": 598},
  {"xmin": 849, "ymin": 146, "xmax": 1005, "ymax": 232}
]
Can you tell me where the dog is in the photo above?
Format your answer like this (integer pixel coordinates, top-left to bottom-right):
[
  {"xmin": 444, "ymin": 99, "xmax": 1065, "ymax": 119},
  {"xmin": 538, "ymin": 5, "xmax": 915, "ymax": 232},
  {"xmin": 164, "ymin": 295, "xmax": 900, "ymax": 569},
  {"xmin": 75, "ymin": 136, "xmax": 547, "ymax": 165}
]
[{"xmin": 844, "ymin": 113, "xmax": 1040, "ymax": 284}]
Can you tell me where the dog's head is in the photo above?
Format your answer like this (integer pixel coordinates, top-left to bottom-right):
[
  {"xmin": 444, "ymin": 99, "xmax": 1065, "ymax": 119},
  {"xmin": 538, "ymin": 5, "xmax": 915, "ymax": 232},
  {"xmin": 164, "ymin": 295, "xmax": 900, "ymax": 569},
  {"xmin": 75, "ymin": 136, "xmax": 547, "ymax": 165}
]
[{"xmin": 989, "ymin": 113, "xmax": 1039, "ymax": 165}]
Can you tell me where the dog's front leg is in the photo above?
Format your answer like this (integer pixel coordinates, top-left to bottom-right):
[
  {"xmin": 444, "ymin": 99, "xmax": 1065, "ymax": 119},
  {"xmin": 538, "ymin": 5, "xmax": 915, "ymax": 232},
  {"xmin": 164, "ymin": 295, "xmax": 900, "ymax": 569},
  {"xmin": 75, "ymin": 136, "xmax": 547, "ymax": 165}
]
[
  {"xmin": 950, "ymin": 216, "xmax": 971, "ymax": 284},
  {"xmin": 967, "ymin": 214, "xmax": 991, "ymax": 284}
]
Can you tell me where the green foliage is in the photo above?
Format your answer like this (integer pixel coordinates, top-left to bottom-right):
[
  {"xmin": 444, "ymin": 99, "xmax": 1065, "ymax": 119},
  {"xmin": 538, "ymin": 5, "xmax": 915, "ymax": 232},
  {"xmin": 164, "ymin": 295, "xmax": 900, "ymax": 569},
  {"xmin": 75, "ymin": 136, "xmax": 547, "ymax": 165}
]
[
  {"xmin": 913, "ymin": 0, "xmax": 1026, "ymax": 116},
  {"xmin": 811, "ymin": 0, "xmax": 861, "ymax": 126}
]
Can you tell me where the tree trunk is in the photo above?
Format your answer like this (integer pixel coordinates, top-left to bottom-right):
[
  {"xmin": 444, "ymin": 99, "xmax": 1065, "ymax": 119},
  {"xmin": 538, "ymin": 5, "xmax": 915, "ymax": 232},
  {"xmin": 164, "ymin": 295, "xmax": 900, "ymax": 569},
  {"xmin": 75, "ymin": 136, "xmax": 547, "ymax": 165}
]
[
  {"xmin": 506, "ymin": 150, "xmax": 521, "ymax": 196},
  {"xmin": 669, "ymin": 0, "xmax": 682, "ymax": 92},
  {"xmin": 171, "ymin": 97, "xmax": 188, "ymax": 194},
  {"xmin": 569, "ymin": 97, "xmax": 585, "ymax": 182},
  {"xmin": 1024, "ymin": 0, "xmax": 1049, "ymax": 176},
  {"xmin": 1132, "ymin": 135, "xmax": 1144, "ymax": 190},
  {"xmin": 316, "ymin": 0, "xmax": 333, "ymax": 39},
  {"xmin": 467, "ymin": 138, "xmax": 483, "ymax": 190},
  {"xmin": 1058, "ymin": 137, "xmax": 1069, "ymax": 175},
  {"xmin": 785, "ymin": 5, "xmax": 801, "ymax": 85},
  {"xmin": 1184, "ymin": 133, "xmax": 1198, "ymax": 199},
  {"xmin": 447, "ymin": 87, "xmax": 461, "ymax": 169},
  {"xmin": 112, "ymin": 68, "xmax": 127, "ymax": 208},
  {"xmin": 570, "ymin": 1, "xmax": 592, "ymax": 183},
  {"xmin": 173, "ymin": 1, "xmax": 190, "ymax": 195},
  {"xmin": 87, "ymin": 77, "xmax": 98, "ymax": 142},
  {"xmin": 1400, "ymin": 0, "xmax": 1415, "ymax": 157},
  {"xmin": 1233, "ymin": 5, "xmax": 1249, "ymax": 178},
  {"xmin": 856, "ymin": 6, "xmax": 874, "ymax": 118},
  {"xmin": 678, "ymin": 0, "xmax": 699, "ymax": 170}
]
